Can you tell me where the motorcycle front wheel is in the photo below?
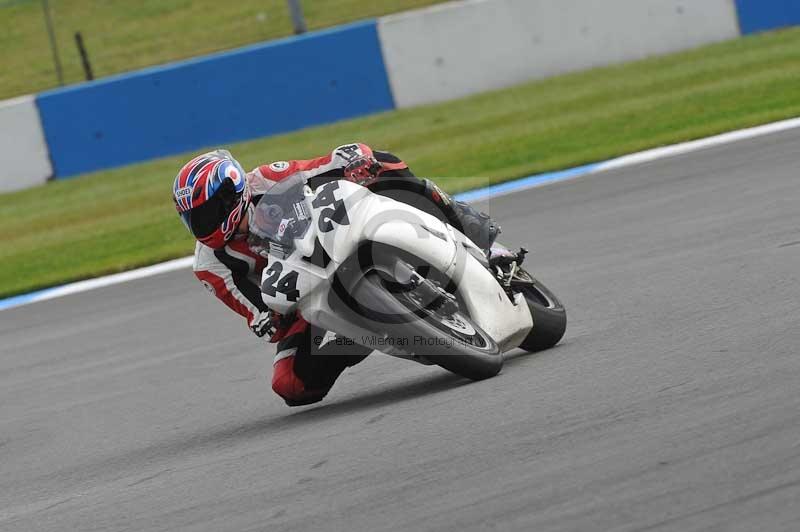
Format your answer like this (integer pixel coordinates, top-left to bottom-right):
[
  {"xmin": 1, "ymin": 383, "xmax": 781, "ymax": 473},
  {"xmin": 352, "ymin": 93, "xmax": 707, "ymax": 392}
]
[{"xmin": 513, "ymin": 268, "xmax": 567, "ymax": 352}]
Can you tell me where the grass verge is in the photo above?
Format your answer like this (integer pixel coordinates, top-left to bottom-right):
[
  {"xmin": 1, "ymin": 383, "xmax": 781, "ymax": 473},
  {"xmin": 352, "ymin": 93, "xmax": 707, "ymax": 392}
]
[
  {"xmin": 0, "ymin": 0, "xmax": 446, "ymax": 100},
  {"xmin": 2, "ymin": 27, "xmax": 800, "ymax": 298}
]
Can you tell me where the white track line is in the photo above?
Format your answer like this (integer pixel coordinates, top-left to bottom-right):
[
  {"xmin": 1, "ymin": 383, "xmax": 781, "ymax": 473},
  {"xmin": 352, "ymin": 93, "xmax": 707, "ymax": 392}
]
[
  {"xmin": 460, "ymin": 116, "xmax": 800, "ymax": 203},
  {"xmin": 1, "ymin": 257, "xmax": 194, "ymax": 311},
  {"xmin": 595, "ymin": 117, "xmax": 800, "ymax": 173},
  {"xmin": 3, "ymin": 115, "xmax": 799, "ymax": 312}
]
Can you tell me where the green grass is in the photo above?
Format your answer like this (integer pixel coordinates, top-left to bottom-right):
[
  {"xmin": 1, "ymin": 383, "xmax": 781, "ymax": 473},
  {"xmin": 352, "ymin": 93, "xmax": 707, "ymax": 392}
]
[
  {"xmin": 0, "ymin": 0, "xmax": 445, "ymax": 100},
  {"xmin": 3, "ymin": 27, "xmax": 800, "ymax": 298}
]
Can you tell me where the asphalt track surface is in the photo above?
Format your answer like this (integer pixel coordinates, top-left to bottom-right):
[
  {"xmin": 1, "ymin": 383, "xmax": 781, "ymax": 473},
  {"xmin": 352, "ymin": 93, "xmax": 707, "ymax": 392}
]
[{"xmin": 3, "ymin": 130, "xmax": 800, "ymax": 532}]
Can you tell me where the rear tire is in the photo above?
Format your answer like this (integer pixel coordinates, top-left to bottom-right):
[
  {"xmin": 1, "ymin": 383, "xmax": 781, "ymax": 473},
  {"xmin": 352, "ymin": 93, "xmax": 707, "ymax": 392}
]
[
  {"xmin": 352, "ymin": 272, "xmax": 503, "ymax": 381},
  {"xmin": 515, "ymin": 271, "xmax": 567, "ymax": 352}
]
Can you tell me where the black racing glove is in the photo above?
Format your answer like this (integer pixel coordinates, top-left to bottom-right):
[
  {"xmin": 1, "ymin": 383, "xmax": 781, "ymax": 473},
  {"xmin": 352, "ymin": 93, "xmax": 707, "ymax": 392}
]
[{"xmin": 249, "ymin": 309, "xmax": 278, "ymax": 339}]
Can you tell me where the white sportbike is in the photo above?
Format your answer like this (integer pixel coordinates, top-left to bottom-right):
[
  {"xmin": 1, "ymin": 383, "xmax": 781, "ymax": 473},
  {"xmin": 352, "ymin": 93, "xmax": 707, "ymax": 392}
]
[{"xmin": 249, "ymin": 175, "xmax": 566, "ymax": 380}]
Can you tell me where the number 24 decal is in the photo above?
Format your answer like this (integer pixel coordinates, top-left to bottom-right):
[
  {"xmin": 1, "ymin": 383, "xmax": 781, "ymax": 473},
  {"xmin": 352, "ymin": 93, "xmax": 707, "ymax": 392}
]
[
  {"xmin": 261, "ymin": 262, "xmax": 300, "ymax": 301},
  {"xmin": 311, "ymin": 181, "xmax": 350, "ymax": 233}
]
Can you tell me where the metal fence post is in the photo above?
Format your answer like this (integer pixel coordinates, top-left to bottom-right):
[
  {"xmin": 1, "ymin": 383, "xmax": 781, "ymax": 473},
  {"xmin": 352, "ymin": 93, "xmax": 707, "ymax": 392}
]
[
  {"xmin": 41, "ymin": 0, "xmax": 64, "ymax": 86},
  {"xmin": 287, "ymin": 0, "xmax": 307, "ymax": 35},
  {"xmin": 74, "ymin": 32, "xmax": 93, "ymax": 81}
]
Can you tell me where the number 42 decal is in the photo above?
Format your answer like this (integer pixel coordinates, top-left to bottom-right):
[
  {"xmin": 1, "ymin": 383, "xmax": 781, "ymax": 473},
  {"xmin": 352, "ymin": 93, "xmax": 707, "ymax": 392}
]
[{"xmin": 261, "ymin": 262, "xmax": 300, "ymax": 302}]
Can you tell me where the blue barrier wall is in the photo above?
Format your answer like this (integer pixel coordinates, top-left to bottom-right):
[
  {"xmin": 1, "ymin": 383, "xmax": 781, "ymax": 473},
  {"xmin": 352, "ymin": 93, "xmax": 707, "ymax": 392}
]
[
  {"xmin": 36, "ymin": 21, "xmax": 394, "ymax": 178},
  {"xmin": 735, "ymin": 0, "xmax": 800, "ymax": 34}
]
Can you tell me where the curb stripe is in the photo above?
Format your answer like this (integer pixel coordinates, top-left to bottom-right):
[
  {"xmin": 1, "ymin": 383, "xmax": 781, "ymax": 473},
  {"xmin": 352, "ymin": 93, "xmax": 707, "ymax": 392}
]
[{"xmin": 454, "ymin": 163, "xmax": 601, "ymax": 204}]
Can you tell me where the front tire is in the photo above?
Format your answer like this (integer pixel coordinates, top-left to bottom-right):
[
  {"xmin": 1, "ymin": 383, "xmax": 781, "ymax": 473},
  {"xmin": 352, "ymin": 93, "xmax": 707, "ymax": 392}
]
[{"xmin": 515, "ymin": 270, "xmax": 567, "ymax": 352}]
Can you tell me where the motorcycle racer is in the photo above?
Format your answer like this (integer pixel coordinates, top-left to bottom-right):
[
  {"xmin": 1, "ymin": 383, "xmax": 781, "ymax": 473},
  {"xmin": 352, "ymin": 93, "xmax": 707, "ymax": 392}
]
[{"xmin": 172, "ymin": 144, "xmax": 499, "ymax": 406}]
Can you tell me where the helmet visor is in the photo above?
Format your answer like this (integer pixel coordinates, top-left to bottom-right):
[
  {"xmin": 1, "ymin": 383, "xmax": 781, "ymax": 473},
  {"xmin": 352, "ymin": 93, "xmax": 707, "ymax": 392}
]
[{"xmin": 180, "ymin": 179, "xmax": 241, "ymax": 239}]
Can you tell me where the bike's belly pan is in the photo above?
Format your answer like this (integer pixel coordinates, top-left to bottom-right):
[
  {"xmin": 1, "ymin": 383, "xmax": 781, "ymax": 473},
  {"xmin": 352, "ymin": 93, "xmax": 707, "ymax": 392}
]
[{"xmin": 455, "ymin": 250, "xmax": 533, "ymax": 351}]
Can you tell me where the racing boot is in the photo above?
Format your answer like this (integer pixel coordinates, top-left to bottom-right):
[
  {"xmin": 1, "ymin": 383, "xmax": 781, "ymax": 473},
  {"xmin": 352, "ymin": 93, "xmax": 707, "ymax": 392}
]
[
  {"xmin": 422, "ymin": 179, "xmax": 501, "ymax": 252},
  {"xmin": 488, "ymin": 245, "xmax": 527, "ymax": 268}
]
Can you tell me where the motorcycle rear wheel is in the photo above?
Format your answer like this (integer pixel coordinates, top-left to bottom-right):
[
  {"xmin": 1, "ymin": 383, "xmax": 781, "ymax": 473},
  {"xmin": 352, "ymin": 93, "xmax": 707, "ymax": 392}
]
[{"xmin": 353, "ymin": 272, "xmax": 503, "ymax": 381}]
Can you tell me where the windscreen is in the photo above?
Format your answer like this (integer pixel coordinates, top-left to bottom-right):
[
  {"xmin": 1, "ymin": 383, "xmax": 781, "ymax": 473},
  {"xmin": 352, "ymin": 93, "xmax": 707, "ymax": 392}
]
[{"xmin": 248, "ymin": 174, "xmax": 312, "ymax": 257}]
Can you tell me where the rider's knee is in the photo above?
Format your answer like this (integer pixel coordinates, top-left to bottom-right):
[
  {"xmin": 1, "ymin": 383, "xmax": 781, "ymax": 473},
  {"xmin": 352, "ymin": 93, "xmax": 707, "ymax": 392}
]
[{"xmin": 271, "ymin": 355, "xmax": 329, "ymax": 407}]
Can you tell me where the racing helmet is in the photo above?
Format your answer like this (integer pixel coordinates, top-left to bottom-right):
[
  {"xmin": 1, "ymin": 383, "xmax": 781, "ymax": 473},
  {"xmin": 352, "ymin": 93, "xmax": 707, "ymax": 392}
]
[{"xmin": 173, "ymin": 149, "xmax": 250, "ymax": 249}]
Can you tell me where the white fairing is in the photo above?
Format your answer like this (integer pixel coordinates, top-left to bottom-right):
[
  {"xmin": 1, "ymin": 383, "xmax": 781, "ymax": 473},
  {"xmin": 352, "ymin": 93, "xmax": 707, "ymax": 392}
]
[{"xmin": 259, "ymin": 180, "xmax": 533, "ymax": 352}]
